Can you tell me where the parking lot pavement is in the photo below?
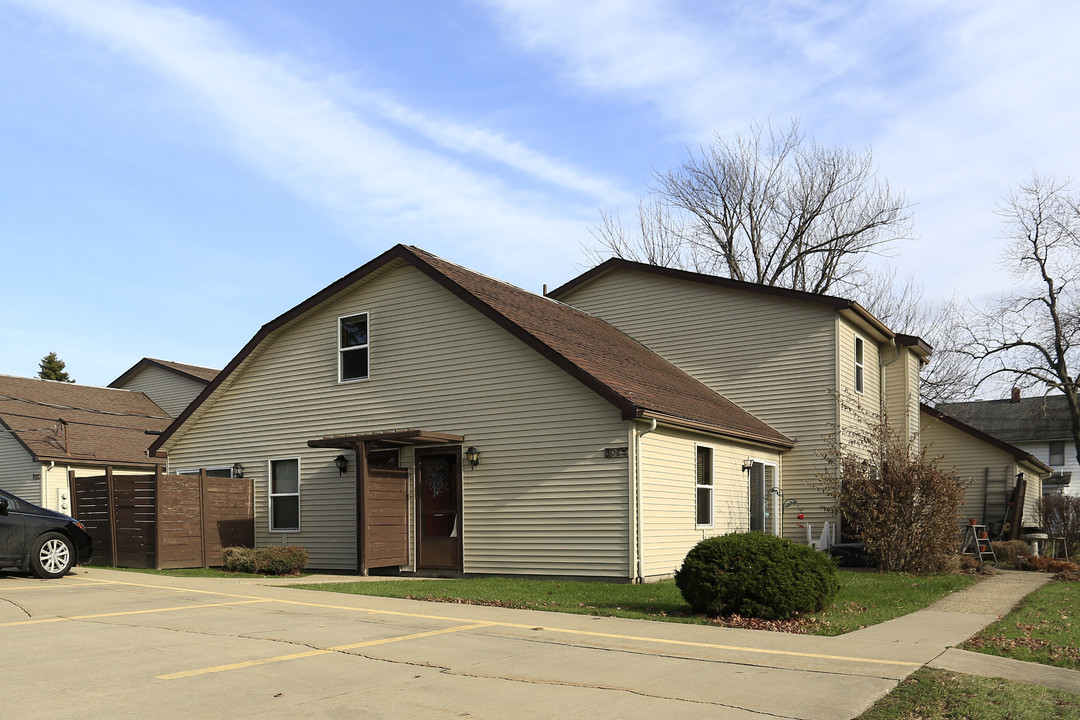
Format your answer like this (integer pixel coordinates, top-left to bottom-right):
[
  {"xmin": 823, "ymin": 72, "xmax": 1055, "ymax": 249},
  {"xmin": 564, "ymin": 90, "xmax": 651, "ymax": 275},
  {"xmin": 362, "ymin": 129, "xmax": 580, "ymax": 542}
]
[{"xmin": 1, "ymin": 568, "xmax": 918, "ymax": 720}]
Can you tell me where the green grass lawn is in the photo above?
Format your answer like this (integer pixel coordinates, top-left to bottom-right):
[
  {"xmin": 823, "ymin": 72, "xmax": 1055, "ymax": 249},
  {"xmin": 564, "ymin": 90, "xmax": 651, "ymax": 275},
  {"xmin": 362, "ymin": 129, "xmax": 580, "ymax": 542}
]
[
  {"xmin": 855, "ymin": 668, "xmax": 1080, "ymax": 720},
  {"xmin": 290, "ymin": 569, "xmax": 976, "ymax": 636},
  {"xmin": 962, "ymin": 580, "xmax": 1080, "ymax": 670}
]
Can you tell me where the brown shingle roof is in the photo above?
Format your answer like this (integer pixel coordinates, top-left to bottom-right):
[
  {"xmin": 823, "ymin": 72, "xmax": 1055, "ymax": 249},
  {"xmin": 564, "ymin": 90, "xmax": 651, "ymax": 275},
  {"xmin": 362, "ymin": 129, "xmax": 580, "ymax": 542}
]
[
  {"xmin": 153, "ymin": 245, "xmax": 792, "ymax": 454},
  {"xmin": 0, "ymin": 375, "xmax": 171, "ymax": 466},
  {"xmin": 109, "ymin": 358, "xmax": 219, "ymax": 387}
]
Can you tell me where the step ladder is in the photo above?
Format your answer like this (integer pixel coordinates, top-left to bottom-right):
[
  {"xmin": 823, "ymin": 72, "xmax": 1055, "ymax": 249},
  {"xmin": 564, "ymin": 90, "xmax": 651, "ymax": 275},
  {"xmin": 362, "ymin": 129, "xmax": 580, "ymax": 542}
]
[{"xmin": 960, "ymin": 524, "xmax": 996, "ymax": 562}]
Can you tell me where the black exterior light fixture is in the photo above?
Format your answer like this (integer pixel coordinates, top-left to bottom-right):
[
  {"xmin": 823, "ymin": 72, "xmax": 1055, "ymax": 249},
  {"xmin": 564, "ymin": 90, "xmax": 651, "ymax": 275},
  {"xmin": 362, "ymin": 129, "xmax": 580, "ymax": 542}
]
[
  {"xmin": 741, "ymin": 458, "xmax": 754, "ymax": 472},
  {"xmin": 232, "ymin": 462, "xmax": 245, "ymax": 478},
  {"xmin": 334, "ymin": 454, "xmax": 349, "ymax": 476},
  {"xmin": 465, "ymin": 446, "xmax": 481, "ymax": 467}
]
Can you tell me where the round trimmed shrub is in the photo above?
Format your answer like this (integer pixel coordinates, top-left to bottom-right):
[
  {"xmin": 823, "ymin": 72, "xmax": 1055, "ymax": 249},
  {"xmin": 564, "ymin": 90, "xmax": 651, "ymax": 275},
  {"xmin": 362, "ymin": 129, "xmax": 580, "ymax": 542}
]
[{"xmin": 674, "ymin": 533, "xmax": 839, "ymax": 619}]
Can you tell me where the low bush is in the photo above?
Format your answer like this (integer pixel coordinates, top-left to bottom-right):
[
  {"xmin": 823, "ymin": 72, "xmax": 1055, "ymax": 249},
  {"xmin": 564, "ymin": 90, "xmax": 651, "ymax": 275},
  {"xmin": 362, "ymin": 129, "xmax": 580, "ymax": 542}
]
[
  {"xmin": 222, "ymin": 546, "xmax": 309, "ymax": 575},
  {"xmin": 1037, "ymin": 494, "xmax": 1080, "ymax": 559},
  {"xmin": 674, "ymin": 533, "xmax": 839, "ymax": 620},
  {"xmin": 991, "ymin": 540, "xmax": 1032, "ymax": 567}
]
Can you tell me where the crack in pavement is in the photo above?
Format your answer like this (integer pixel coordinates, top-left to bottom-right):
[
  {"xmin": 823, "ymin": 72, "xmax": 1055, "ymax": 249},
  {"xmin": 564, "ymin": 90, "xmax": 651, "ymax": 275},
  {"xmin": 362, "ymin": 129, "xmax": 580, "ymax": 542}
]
[{"xmin": 0, "ymin": 596, "xmax": 31, "ymax": 618}]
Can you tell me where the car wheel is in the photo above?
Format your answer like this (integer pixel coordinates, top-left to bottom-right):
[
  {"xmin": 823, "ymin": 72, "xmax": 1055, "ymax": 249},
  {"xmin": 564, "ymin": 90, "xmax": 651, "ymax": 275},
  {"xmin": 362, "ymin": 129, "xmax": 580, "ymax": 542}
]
[{"xmin": 30, "ymin": 532, "xmax": 74, "ymax": 579}]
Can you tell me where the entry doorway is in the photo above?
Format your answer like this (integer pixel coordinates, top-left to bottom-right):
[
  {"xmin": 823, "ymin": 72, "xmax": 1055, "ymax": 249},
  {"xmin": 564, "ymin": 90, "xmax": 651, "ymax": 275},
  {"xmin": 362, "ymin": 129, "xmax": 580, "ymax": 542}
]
[{"xmin": 415, "ymin": 449, "xmax": 462, "ymax": 571}]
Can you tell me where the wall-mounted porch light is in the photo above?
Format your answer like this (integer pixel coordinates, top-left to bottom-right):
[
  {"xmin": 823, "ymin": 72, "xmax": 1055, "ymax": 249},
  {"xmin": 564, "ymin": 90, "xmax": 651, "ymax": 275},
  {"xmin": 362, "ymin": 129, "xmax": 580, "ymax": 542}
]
[
  {"xmin": 741, "ymin": 458, "xmax": 754, "ymax": 472},
  {"xmin": 465, "ymin": 446, "xmax": 481, "ymax": 467},
  {"xmin": 232, "ymin": 462, "xmax": 245, "ymax": 478},
  {"xmin": 334, "ymin": 454, "xmax": 349, "ymax": 476}
]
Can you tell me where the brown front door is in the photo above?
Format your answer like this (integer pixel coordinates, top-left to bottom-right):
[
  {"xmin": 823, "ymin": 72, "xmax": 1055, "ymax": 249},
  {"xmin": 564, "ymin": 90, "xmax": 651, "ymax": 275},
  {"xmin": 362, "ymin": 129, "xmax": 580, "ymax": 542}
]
[{"xmin": 416, "ymin": 450, "xmax": 462, "ymax": 570}]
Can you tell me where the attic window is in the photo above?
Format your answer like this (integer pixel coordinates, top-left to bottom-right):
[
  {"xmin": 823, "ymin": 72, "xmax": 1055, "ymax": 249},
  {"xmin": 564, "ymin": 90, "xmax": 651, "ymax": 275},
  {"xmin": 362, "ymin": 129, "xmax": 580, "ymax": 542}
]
[
  {"xmin": 339, "ymin": 313, "xmax": 369, "ymax": 382},
  {"xmin": 854, "ymin": 337, "xmax": 865, "ymax": 394}
]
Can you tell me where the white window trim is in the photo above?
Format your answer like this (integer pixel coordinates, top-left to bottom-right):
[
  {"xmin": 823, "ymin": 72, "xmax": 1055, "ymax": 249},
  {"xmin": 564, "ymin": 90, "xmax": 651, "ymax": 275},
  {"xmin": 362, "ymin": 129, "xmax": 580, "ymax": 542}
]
[
  {"xmin": 854, "ymin": 335, "xmax": 865, "ymax": 394},
  {"xmin": 175, "ymin": 466, "xmax": 234, "ymax": 477},
  {"xmin": 268, "ymin": 457, "xmax": 301, "ymax": 533},
  {"xmin": 338, "ymin": 311, "xmax": 371, "ymax": 384},
  {"xmin": 695, "ymin": 444, "xmax": 714, "ymax": 529},
  {"xmin": 747, "ymin": 459, "xmax": 781, "ymax": 536}
]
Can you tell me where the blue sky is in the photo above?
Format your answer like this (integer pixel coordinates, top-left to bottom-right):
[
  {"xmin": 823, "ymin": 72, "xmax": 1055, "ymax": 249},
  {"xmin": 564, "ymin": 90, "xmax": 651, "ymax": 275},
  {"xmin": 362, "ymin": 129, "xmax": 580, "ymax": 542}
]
[{"xmin": 3, "ymin": 1, "xmax": 1080, "ymax": 386}]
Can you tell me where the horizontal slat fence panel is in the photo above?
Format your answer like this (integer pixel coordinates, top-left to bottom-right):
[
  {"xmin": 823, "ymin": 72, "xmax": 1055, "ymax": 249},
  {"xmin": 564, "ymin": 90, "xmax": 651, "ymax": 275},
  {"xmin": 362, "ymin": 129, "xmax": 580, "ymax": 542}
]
[{"xmin": 70, "ymin": 467, "xmax": 253, "ymax": 569}]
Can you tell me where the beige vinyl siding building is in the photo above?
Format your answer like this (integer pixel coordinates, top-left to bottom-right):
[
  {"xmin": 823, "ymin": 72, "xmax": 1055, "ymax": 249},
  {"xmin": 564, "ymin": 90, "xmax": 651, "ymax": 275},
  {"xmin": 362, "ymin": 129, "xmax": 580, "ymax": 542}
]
[
  {"xmin": 884, "ymin": 343, "xmax": 924, "ymax": 444},
  {"xmin": 109, "ymin": 358, "xmax": 218, "ymax": 418},
  {"xmin": 551, "ymin": 262, "xmax": 908, "ymax": 545},
  {"xmin": 920, "ymin": 406, "xmax": 1048, "ymax": 529},
  {"xmin": 637, "ymin": 426, "xmax": 783, "ymax": 578},
  {"xmin": 0, "ymin": 428, "xmax": 41, "ymax": 501},
  {"xmin": 155, "ymin": 246, "xmax": 791, "ymax": 580}
]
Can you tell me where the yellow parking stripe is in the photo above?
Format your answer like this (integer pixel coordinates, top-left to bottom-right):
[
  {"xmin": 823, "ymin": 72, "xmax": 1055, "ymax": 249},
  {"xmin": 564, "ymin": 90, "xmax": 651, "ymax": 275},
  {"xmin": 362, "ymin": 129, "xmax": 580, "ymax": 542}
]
[
  {"xmin": 0, "ymin": 599, "xmax": 272, "ymax": 627},
  {"xmin": 158, "ymin": 623, "xmax": 493, "ymax": 679},
  {"xmin": 0, "ymin": 582, "xmax": 103, "ymax": 591},
  {"xmin": 78, "ymin": 576, "xmax": 921, "ymax": 669}
]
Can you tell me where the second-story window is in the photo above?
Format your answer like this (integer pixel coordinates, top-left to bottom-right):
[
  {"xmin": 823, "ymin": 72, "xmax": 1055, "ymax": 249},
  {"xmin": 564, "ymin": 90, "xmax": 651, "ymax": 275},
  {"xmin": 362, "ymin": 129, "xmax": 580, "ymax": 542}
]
[
  {"xmin": 1049, "ymin": 440, "xmax": 1065, "ymax": 466},
  {"xmin": 854, "ymin": 336, "xmax": 865, "ymax": 394},
  {"xmin": 339, "ymin": 313, "xmax": 369, "ymax": 382}
]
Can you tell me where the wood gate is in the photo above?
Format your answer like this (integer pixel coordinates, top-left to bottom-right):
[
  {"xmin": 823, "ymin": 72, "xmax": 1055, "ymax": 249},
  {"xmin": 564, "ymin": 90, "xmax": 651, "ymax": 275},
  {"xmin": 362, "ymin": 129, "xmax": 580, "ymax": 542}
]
[{"xmin": 70, "ymin": 467, "xmax": 254, "ymax": 569}]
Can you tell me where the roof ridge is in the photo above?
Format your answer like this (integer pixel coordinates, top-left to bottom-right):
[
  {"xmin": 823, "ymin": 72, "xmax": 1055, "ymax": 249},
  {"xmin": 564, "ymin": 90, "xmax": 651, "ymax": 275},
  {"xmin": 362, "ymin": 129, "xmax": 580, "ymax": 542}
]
[{"xmin": 0, "ymin": 373, "xmax": 138, "ymax": 394}]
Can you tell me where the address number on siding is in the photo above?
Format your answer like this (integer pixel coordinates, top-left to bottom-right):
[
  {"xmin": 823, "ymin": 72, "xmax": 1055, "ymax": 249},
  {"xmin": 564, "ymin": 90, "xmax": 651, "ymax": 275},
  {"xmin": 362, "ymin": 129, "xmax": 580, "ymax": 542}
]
[{"xmin": 604, "ymin": 447, "xmax": 629, "ymax": 458}]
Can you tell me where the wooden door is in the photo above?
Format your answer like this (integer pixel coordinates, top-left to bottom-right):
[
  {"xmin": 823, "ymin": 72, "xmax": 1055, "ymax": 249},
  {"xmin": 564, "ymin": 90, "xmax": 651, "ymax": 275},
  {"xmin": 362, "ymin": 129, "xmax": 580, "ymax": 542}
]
[{"xmin": 416, "ymin": 451, "xmax": 462, "ymax": 570}]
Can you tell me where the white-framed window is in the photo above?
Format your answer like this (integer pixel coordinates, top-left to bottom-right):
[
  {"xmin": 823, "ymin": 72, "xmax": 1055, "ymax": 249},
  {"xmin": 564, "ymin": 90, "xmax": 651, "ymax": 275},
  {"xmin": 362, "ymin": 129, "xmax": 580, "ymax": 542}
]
[
  {"xmin": 1049, "ymin": 440, "xmax": 1065, "ymax": 466},
  {"xmin": 269, "ymin": 457, "xmax": 300, "ymax": 532},
  {"xmin": 695, "ymin": 445, "xmax": 714, "ymax": 527},
  {"xmin": 176, "ymin": 466, "xmax": 234, "ymax": 478},
  {"xmin": 747, "ymin": 460, "xmax": 780, "ymax": 535},
  {"xmin": 339, "ymin": 312, "xmax": 369, "ymax": 382},
  {"xmin": 854, "ymin": 336, "xmax": 865, "ymax": 394}
]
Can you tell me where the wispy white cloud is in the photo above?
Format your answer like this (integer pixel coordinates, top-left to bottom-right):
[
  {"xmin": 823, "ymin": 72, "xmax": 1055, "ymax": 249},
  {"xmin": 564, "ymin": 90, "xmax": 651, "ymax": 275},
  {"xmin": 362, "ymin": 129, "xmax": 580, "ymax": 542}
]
[
  {"xmin": 480, "ymin": 0, "xmax": 1080, "ymax": 301},
  {"xmin": 10, "ymin": 0, "xmax": 623, "ymax": 272}
]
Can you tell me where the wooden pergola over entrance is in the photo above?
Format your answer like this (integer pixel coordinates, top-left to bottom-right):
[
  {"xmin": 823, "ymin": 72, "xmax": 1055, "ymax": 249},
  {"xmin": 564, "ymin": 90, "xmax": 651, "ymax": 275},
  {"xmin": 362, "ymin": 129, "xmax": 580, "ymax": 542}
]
[{"xmin": 307, "ymin": 429, "xmax": 463, "ymax": 574}]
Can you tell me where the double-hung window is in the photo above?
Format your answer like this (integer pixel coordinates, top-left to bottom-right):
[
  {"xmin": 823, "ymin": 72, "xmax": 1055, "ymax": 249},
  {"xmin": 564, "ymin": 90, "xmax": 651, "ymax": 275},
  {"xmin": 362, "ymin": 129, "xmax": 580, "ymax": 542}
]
[
  {"xmin": 854, "ymin": 336, "xmax": 865, "ymax": 394},
  {"xmin": 269, "ymin": 458, "xmax": 300, "ymax": 532},
  {"xmin": 1049, "ymin": 440, "xmax": 1065, "ymax": 466},
  {"xmin": 696, "ymin": 446, "xmax": 714, "ymax": 527},
  {"xmin": 339, "ymin": 313, "xmax": 369, "ymax": 382}
]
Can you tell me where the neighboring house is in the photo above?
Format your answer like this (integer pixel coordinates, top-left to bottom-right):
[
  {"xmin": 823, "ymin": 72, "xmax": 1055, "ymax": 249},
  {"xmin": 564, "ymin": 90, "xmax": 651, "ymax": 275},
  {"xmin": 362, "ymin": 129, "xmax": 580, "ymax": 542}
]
[
  {"xmin": 109, "ymin": 357, "xmax": 219, "ymax": 418},
  {"xmin": 939, "ymin": 391, "xmax": 1077, "ymax": 497},
  {"xmin": 548, "ymin": 259, "xmax": 929, "ymax": 544},
  {"xmin": 920, "ymin": 404, "xmax": 1049, "ymax": 531},
  {"xmin": 150, "ymin": 245, "xmax": 793, "ymax": 580},
  {"xmin": 0, "ymin": 375, "xmax": 172, "ymax": 512}
]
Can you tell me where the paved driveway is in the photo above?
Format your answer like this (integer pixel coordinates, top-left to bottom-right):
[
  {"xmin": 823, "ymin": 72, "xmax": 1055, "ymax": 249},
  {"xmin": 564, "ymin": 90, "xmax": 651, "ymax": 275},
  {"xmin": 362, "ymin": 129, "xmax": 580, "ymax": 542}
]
[{"xmin": 1, "ymin": 568, "xmax": 945, "ymax": 720}]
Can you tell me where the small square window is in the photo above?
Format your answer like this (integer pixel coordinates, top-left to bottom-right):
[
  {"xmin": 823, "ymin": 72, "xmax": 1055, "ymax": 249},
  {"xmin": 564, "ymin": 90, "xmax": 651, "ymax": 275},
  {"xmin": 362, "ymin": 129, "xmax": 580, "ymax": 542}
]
[{"xmin": 1049, "ymin": 441, "xmax": 1065, "ymax": 466}]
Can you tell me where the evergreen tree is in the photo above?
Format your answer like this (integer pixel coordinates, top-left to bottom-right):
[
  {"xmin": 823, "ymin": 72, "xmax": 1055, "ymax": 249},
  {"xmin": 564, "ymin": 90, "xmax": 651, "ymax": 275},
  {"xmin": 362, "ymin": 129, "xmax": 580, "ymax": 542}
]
[{"xmin": 38, "ymin": 352, "xmax": 75, "ymax": 383}]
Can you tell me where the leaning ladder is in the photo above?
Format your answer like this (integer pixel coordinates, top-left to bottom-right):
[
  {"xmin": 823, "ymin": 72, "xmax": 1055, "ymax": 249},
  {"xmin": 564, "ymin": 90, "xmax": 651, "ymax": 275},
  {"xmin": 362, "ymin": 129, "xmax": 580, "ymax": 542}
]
[{"xmin": 960, "ymin": 524, "xmax": 997, "ymax": 562}]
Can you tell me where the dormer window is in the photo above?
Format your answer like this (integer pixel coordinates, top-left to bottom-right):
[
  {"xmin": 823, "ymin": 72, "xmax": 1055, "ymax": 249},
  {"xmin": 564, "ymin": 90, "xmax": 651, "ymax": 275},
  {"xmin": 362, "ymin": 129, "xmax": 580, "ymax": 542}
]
[
  {"xmin": 854, "ymin": 336, "xmax": 865, "ymax": 394},
  {"xmin": 339, "ymin": 313, "xmax": 369, "ymax": 382}
]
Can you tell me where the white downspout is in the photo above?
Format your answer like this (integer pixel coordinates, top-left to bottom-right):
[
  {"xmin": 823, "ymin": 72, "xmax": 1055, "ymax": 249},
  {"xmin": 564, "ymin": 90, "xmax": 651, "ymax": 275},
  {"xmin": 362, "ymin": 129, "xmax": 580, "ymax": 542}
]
[
  {"xmin": 634, "ymin": 417, "xmax": 657, "ymax": 583},
  {"xmin": 880, "ymin": 338, "xmax": 900, "ymax": 418},
  {"xmin": 44, "ymin": 461, "xmax": 55, "ymax": 506}
]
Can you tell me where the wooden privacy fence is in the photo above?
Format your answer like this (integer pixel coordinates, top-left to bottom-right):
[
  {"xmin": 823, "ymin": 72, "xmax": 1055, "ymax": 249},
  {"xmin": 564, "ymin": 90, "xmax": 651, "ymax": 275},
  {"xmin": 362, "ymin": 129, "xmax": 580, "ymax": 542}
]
[{"xmin": 70, "ymin": 467, "xmax": 254, "ymax": 569}]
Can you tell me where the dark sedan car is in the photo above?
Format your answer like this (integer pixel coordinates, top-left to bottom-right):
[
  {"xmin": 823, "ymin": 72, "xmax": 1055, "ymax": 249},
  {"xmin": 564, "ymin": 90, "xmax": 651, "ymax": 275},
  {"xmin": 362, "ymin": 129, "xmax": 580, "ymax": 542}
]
[{"xmin": 0, "ymin": 488, "xmax": 93, "ymax": 578}]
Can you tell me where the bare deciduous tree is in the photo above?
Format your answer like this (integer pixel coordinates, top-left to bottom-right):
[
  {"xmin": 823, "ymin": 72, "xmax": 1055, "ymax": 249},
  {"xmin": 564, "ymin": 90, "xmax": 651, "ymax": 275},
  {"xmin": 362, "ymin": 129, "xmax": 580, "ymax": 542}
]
[
  {"xmin": 959, "ymin": 174, "xmax": 1080, "ymax": 464},
  {"xmin": 588, "ymin": 118, "xmax": 912, "ymax": 296}
]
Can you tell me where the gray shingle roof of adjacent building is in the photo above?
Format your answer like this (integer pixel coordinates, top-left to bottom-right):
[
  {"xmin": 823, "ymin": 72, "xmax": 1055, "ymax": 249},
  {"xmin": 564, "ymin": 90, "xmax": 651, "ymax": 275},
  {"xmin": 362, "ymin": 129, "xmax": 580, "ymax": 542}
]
[{"xmin": 937, "ymin": 394, "xmax": 1071, "ymax": 444}]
